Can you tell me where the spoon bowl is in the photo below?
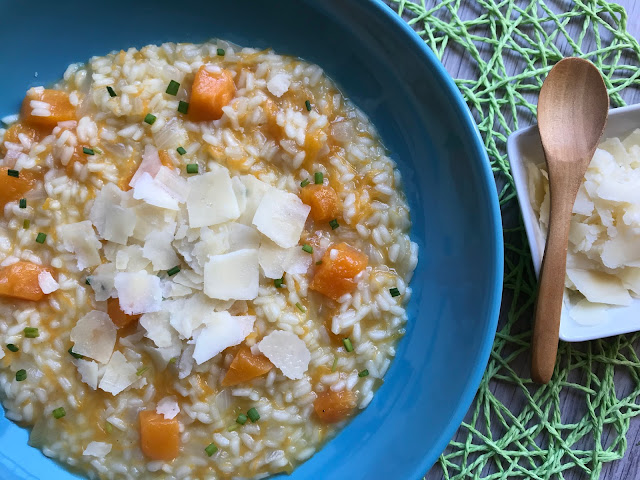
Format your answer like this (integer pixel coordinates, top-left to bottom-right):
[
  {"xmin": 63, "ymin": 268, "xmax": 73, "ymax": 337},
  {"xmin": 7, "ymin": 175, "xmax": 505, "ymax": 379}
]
[{"xmin": 531, "ymin": 57, "xmax": 609, "ymax": 384}]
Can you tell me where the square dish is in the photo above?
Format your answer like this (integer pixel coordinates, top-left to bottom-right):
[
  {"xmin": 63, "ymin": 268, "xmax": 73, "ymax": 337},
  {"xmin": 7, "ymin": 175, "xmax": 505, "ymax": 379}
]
[{"xmin": 507, "ymin": 103, "xmax": 640, "ymax": 342}]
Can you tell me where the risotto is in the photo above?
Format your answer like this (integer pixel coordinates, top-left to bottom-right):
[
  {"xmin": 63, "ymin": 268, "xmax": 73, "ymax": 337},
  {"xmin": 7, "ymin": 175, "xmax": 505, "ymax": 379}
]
[{"xmin": 0, "ymin": 41, "xmax": 418, "ymax": 479}]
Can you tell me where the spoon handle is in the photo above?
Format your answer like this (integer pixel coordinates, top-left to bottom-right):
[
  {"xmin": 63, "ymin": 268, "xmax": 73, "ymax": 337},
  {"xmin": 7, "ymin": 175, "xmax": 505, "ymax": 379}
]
[{"xmin": 531, "ymin": 175, "xmax": 578, "ymax": 384}]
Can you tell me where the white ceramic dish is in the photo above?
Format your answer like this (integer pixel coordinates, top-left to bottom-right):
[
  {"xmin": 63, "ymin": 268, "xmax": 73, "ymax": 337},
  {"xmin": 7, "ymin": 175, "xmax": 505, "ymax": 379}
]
[{"xmin": 507, "ymin": 103, "xmax": 640, "ymax": 342}]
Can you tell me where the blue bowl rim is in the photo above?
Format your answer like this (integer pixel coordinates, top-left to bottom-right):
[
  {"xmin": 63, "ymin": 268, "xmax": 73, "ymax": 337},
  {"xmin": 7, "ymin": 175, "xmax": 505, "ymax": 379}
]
[{"xmin": 367, "ymin": 0, "xmax": 504, "ymax": 474}]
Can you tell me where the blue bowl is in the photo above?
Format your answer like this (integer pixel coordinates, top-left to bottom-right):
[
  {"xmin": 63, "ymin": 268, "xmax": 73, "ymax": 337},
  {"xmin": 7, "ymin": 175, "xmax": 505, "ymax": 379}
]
[{"xmin": 0, "ymin": 1, "xmax": 503, "ymax": 479}]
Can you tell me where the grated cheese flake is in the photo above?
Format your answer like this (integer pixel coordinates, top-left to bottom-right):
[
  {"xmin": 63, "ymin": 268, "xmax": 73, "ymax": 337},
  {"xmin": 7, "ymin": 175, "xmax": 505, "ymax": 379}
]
[
  {"xmin": 98, "ymin": 351, "xmax": 138, "ymax": 395},
  {"xmin": 70, "ymin": 310, "xmax": 117, "ymax": 364},
  {"xmin": 258, "ymin": 330, "xmax": 311, "ymax": 380}
]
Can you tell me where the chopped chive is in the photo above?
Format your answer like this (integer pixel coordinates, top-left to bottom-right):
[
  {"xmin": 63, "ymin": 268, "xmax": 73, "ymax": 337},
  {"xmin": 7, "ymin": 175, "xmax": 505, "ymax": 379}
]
[
  {"xmin": 314, "ymin": 172, "xmax": 323, "ymax": 184},
  {"xmin": 82, "ymin": 147, "xmax": 95, "ymax": 155},
  {"xmin": 166, "ymin": 80, "xmax": 180, "ymax": 96},
  {"xmin": 24, "ymin": 327, "xmax": 39, "ymax": 338},
  {"xmin": 205, "ymin": 442, "xmax": 218, "ymax": 456},
  {"xmin": 177, "ymin": 146, "xmax": 187, "ymax": 156},
  {"xmin": 227, "ymin": 424, "xmax": 240, "ymax": 432},
  {"xmin": 331, "ymin": 356, "xmax": 338, "ymax": 372},
  {"xmin": 316, "ymin": 260, "xmax": 323, "ymax": 265},
  {"xmin": 186, "ymin": 164, "xmax": 198, "ymax": 174},
  {"xmin": 302, "ymin": 244, "xmax": 313, "ymax": 254},
  {"xmin": 68, "ymin": 346, "xmax": 83, "ymax": 359},
  {"xmin": 15, "ymin": 369, "xmax": 27, "ymax": 382},
  {"xmin": 106, "ymin": 86, "xmax": 117, "ymax": 97},
  {"xmin": 105, "ymin": 422, "xmax": 113, "ymax": 434},
  {"xmin": 295, "ymin": 302, "xmax": 306, "ymax": 313},
  {"xmin": 247, "ymin": 407, "xmax": 260, "ymax": 423},
  {"xmin": 19, "ymin": 198, "xmax": 26, "ymax": 209},
  {"xmin": 305, "ymin": 100, "xmax": 311, "ymax": 111},
  {"xmin": 167, "ymin": 266, "xmax": 181, "ymax": 276},
  {"xmin": 7, "ymin": 169, "xmax": 19, "ymax": 178},
  {"xmin": 52, "ymin": 407, "xmax": 66, "ymax": 419},
  {"xmin": 217, "ymin": 48, "xmax": 225, "ymax": 56},
  {"xmin": 143, "ymin": 113, "xmax": 157, "ymax": 125},
  {"xmin": 35, "ymin": 232, "xmax": 47, "ymax": 244},
  {"xmin": 6, "ymin": 344, "xmax": 18, "ymax": 353},
  {"xmin": 300, "ymin": 178, "xmax": 310, "ymax": 187},
  {"xmin": 329, "ymin": 219, "xmax": 339, "ymax": 230},
  {"xmin": 359, "ymin": 369, "xmax": 369, "ymax": 377},
  {"xmin": 93, "ymin": 148, "xmax": 103, "ymax": 155},
  {"xmin": 23, "ymin": 219, "xmax": 30, "ymax": 229},
  {"xmin": 389, "ymin": 287, "xmax": 401, "ymax": 297},
  {"xmin": 169, "ymin": 357, "xmax": 177, "ymax": 364},
  {"xmin": 136, "ymin": 366, "xmax": 149, "ymax": 376},
  {"xmin": 236, "ymin": 413, "xmax": 248, "ymax": 425},
  {"xmin": 85, "ymin": 277, "xmax": 91, "ymax": 285},
  {"xmin": 343, "ymin": 338, "xmax": 354, "ymax": 352},
  {"xmin": 274, "ymin": 277, "xmax": 284, "ymax": 288},
  {"xmin": 178, "ymin": 101, "xmax": 189, "ymax": 114}
]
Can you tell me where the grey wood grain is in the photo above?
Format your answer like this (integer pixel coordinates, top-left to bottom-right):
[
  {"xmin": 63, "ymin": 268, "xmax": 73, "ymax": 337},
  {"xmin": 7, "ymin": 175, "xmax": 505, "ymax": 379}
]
[{"xmin": 416, "ymin": 1, "xmax": 640, "ymax": 479}]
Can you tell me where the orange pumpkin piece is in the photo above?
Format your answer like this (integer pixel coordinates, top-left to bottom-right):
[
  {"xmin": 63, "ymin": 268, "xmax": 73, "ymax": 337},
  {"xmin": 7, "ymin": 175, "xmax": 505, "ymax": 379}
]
[
  {"xmin": 221, "ymin": 345, "xmax": 273, "ymax": 387},
  {"xmin": 139, "ymin": 410, "xmax": 180, "ymax": 461},
  {"xmin": 189, "ymin": 66, "xmax": 236, "ymax": 121},
  {"xmin": 20, "ymin": 89, "xmax": 76, "ymax": 130},
  {"xmin": 0, "ymin": 167, "xmax": 38, "ymax": 209},
  {"xmin": 0, "ymin": 122, "xmax": 47, "ymax": 154},
  {"xmin": 158, "ymin": 150, "xmax": 175, "ymax": 169},
  {"xmin": 314, "ymin": 389, "xmax": 356, "ymax": 423},
  {"xmin": 107, "ymin": 297, "xmax": 141, "ymax": 328},
  {"xmin": 299, "ymin": 184, "xmax": 340, "ymax": 223},
  {"xmin": 310, "ymin": 243, "xmax": 368, "ymax": 300},
  {"xmin": 0, "ymin": 261, "xmax": 52, "ymax": 301}
]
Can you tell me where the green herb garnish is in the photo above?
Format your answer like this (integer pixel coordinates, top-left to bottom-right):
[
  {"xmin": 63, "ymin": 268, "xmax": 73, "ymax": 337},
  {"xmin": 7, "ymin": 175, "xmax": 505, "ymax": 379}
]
[
  {"xmin": 52, "ymin": 407, "xmax": 66, "ymax": 419},
  {"xmin": 247, "ymin": 407, "xmax": 260, "ymax": 423},
  {"xmin": 178, "ymin": 101, "xmax": 189, "ymax": 114},
  {"xmin": 166, "ymin": 80, "xmax": 180, "ymax": 96},
  {"xmin": 24, "ymin": 327, "xmax": 39, "ymax": 338},
  {"xmin": 205, "ymin": 443, "xmax": 218, "ymax": 456}
]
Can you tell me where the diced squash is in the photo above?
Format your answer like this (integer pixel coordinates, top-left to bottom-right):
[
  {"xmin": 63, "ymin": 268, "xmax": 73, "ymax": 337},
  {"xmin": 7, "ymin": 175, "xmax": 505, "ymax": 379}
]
[
  {"xmin": 20, "ymin": 89, "xmax": 76, "ymax": 130},
  {"xmin": 117, "ymin": 157, "xmax": 139, "ymax": 192},
  {"xmin": 0, "ymin": 167, "xmax": 38, "ymax": 209},
  {"xmin": 107, "ymin": 297, "xmax": 141, "ymax": 328},
  {"xmin": 0, "ymin": 122, "xmax": 47, "ymax": 154},
  {"xmin": 303, "ymin": 129, "xmax": 325, "ymax": 163},
  {"xmin": 189, "ymin": 66, "xmax": 236, "ymax": 122},
  {"xmin": 158, "ymin": 150, "xmax": 175, "ymax": 169},
  {"xmin": 0, "ymin": 261, "xmax": 52, "ymax": 301},
  {"xmin": 299, "ymin": 185, "xmax": 340, "ymax": 223},
  {"xmin": 139, "ymin": 410, "xmax": 180, "ymax": 461},
  {"xmin": 221, "ymin": 345, "xmax": 273, "ymax": 387},
  {"xmin": 313, "ymin": 389, "xmax": 356, "ymax": 423},
  {"xmin": 310, "ymin": 243, "xmax": 368, "ymax": 300}
]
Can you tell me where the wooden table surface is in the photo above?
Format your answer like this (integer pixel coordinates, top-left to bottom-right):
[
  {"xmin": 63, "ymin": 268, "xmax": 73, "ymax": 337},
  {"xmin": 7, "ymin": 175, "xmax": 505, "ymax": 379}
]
[{"xmin": 419, "ymin": 1, "xmax": 640, "ymax": 479}]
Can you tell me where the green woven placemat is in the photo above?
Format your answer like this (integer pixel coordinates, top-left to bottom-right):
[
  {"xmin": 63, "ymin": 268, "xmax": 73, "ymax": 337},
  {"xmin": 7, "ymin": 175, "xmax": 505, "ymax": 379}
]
[{"xmin": 384, "ymin": 1, "xmax": 640, "ymax": 479}]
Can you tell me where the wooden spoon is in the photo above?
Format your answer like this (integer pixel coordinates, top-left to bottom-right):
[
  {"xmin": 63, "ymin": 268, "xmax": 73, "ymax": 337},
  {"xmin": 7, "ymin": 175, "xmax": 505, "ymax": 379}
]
[{"xmin": 531, "ymin": 57, "xmax": 609, "ymax": 384}]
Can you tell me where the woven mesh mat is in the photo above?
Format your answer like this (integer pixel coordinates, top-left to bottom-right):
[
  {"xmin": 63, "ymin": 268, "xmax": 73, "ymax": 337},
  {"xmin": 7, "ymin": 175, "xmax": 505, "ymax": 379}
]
[{"xmin": 385, "ymin": 1, "xmax": 640, "ymax": 478}]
